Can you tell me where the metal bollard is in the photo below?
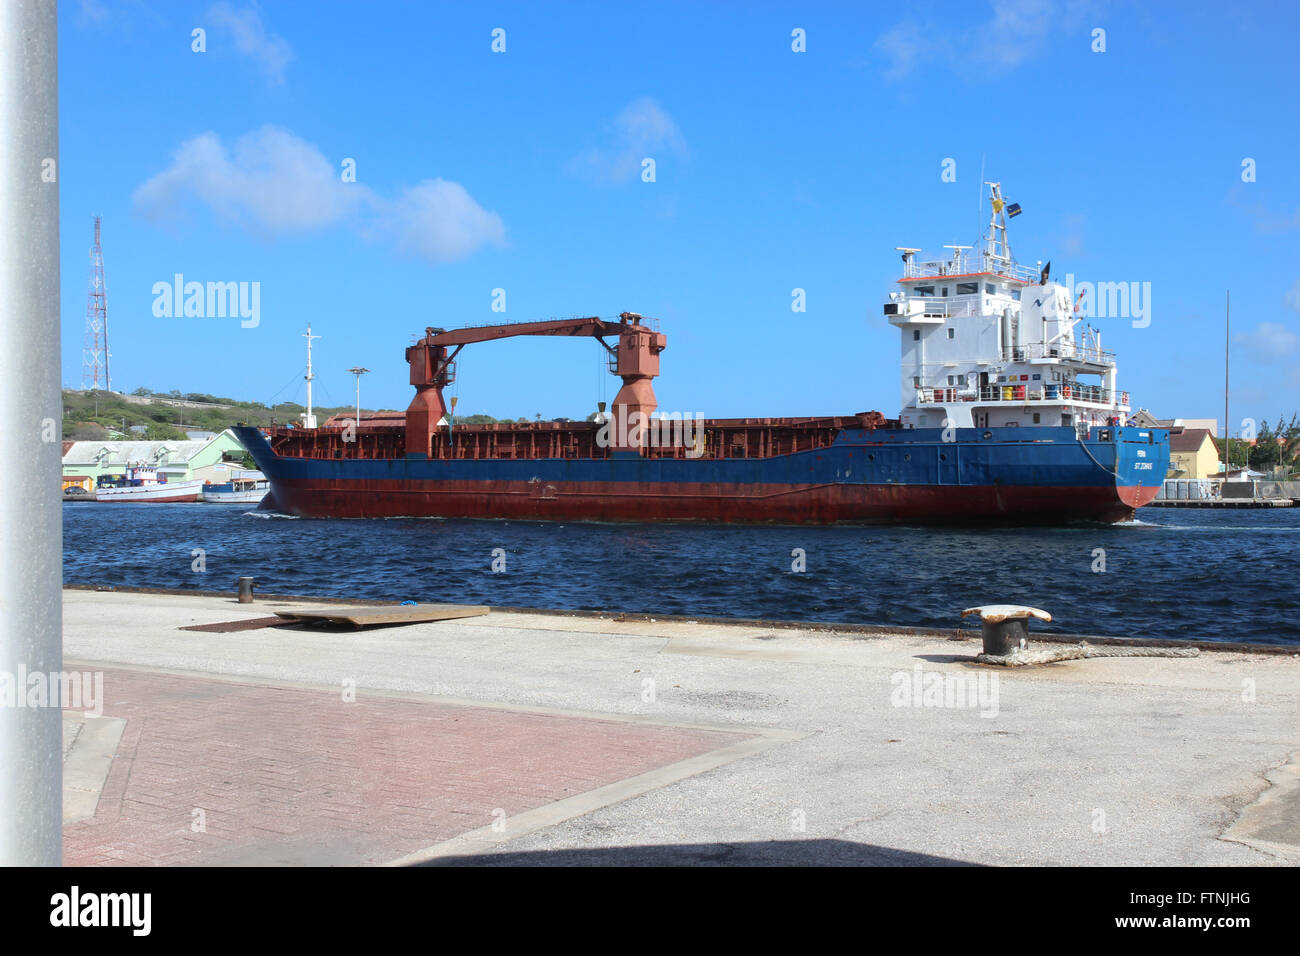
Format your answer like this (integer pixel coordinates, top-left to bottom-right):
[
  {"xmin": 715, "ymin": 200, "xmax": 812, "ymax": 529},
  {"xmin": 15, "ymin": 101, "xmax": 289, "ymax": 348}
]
[
  {"xmin": 236, "ymin": 576, "xmax": 255, "ymax": 604},
  {"xmin": 980, "ymin": 617, "xmax": 1028, "ymax": 656},
  {"xmin": 961, "ymin": 604, "xmax": 1052, "ymax": 658}
]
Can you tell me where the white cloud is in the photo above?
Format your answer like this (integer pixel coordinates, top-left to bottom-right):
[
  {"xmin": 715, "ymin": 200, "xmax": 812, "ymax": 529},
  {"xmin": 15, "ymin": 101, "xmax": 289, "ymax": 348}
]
[
  {"xmin": 134, "ymin": 126, "xmax": 362, "ymax": 234},
  {"xmin": 1226, "ymin": 186, "xmax": 1300, "ymax": 235},
  {"xmin": 877, "ymin": 0, "xmax": 1100, "ymax": 80},
  {"xmin": 979, "ymin": 0, "xmax": 1056, "ymax": 70},
  {"xmin": 133, "ymin": 126, "xmax": 505, "ymax": 264},
  {"xmin": 207, "ymin": 2, "xmax": 294, "ymax": 84},
  {"xmin": 373, "ymin": 180, "xmax": 506, "ymax": 264},
  {"xmin": 569, "ymin": 97, "xmax": 687, "ymax": 184},
  {"xmin": 875, "ymin": 23, "xmax": 924, "ymax": 82},
  {"xmin": 76, "ymin": 0, "xmax": 109, "ymax": 25},
  {"xmin": 1236, "ymin": 321, "xmax": 1299, "ymax": 362},
  {"xmin": 1286, "ymin": 279, "xmax": 1300, "ymax": 313}
]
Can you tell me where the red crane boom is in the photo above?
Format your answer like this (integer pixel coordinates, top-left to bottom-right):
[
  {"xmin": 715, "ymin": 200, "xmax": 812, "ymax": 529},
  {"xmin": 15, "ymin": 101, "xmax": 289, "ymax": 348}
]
[{"xmin": 404, "ymin": 312, "xmax": 666, "ymax": 456}]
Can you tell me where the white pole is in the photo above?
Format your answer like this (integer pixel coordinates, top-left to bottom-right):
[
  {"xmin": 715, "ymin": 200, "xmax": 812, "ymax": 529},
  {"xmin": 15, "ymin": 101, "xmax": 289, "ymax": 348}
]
[
  {"xmin": 1224, "ymin": 291, "xmax": 1230, "ymax": 477},
  {"xmin": 346, "ymin": 366, "xmax": 369, "ymax": 440},
  {"xmin": 305, "ymin": 325, "xmax": 313, "ymax": 426},
  {"xmin": 302, "ymin": 325, "xmax": 319, "ymax": 428},
  {"xmin": 0, "ymin": 0, "xmax": 62, "ymax": 866}
]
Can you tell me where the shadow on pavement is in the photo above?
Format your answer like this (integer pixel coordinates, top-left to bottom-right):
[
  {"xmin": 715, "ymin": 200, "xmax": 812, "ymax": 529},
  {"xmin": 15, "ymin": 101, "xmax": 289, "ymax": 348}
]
[{"xmin": 416, "ymin": 839, "xmax": 978, "ymax": 866}]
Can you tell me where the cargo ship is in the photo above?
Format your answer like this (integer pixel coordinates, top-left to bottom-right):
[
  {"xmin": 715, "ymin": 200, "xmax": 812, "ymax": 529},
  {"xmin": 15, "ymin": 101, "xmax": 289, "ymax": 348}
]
[{"xmin": 234, "ymin": 184, "xmax": 1168, "ymax": 524}]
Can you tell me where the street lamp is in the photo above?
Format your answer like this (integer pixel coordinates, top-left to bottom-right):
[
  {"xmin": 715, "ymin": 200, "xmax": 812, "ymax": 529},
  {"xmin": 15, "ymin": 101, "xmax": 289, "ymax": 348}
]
[{"xmin": 346, "ymin": 367, "xmax": 369, "ymax": 436}]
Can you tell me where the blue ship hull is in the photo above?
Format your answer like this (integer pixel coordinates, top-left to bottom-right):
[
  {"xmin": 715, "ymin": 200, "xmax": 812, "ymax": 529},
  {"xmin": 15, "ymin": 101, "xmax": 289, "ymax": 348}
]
[{"xmin": 233, "ymin": 424, "xmax": 1169, "ymax": 525}]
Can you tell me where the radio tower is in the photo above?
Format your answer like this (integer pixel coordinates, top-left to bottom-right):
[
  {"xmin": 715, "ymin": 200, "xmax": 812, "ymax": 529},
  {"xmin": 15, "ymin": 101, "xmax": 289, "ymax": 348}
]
[{"xmin": 82, "ymin": 216, "xmax": 111, "ymax": 391}]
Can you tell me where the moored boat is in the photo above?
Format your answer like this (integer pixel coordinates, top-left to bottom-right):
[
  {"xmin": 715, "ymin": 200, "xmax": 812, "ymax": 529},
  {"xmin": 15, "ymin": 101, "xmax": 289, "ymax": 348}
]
[
  {"xmin": 201, "ymin": 472, "xmax": 270, "ymax": 504},
  {"xmin": 95, "ymin": 466, "xmax": 204, "ymax": 502}
]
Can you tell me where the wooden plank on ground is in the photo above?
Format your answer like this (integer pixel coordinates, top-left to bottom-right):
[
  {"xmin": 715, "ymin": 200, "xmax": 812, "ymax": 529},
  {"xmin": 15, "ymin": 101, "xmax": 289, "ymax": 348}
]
[
  {"xmin": 181, "ymin": 617, "xmax": 286, "ymax": 633},
  {"xmin": 271, "ymin": 603, "xmax": 489, "ymax": 627}
]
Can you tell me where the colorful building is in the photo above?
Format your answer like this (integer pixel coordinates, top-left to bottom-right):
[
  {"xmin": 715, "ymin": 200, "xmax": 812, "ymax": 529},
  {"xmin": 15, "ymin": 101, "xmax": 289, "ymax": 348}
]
[
  {"xmin": 62, "ymin": 428, "xmax": 249, "ymax": 490},
  {"xmin": 1167, "ymin": 428, "xmax": 1219, "ymax": 479}
]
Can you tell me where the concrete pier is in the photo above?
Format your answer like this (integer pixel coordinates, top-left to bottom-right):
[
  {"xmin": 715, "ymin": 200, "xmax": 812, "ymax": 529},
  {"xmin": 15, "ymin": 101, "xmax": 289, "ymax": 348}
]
[{"xmin": 62, "ymin": 587, "xmax": 1300, "ymax": 866}]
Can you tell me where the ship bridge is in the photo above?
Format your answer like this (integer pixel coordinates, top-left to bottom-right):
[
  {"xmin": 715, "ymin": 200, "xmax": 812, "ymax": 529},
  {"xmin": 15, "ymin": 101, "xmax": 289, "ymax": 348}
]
[
  {"xmin": 898, "ymin": 247, "xmax": 1040, "ymax": 285},
  {"xmin": 884, "ymin": 183, "xmax": 1129, "ymax": 434}
]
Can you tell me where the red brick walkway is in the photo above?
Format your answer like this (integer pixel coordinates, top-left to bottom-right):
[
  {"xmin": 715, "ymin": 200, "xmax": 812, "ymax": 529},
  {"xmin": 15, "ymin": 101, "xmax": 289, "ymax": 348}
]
[{"xmin": 64, "ymin": 667, "xmax": 747, "ymax": 866}]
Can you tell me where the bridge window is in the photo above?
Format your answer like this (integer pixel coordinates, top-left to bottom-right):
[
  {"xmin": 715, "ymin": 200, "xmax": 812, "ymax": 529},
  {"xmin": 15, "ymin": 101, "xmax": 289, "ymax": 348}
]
[
  {"xmin": 914, "ymin": 285, "xmax": 935, "ymax": 297},
  {"xmin": 956, "ymin": 282, "xmax": 978, "ymax": 295}
]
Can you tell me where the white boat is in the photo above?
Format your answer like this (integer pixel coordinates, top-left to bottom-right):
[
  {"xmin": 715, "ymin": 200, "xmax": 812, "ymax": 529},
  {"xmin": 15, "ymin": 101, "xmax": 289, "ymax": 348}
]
[
  {"xmin": 201, "ymin": 473, "xmax": 270, "ymax": 504},
  {"xmin": 95, "ymin": 466, "xmax": 204, "ymax": 502}
]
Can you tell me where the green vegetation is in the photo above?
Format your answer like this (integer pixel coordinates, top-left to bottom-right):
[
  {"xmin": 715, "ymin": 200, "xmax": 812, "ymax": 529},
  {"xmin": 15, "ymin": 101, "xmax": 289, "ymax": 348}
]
[
  {"xmin": 64, "ymin": 388, "xmax": 385, "ymax": 438},
  {"xmin": 1214, "ymin": 413, "xmax": 1300, "ymax": 474},
  {"xmin": 64, "ymin": 388, "xmax": 291, "ymax": 437},
  {"xmin": 143, "ymin": 421, "xmax": 189, "ymax": 441},
  {"xmin": 61, "ymin": 388, "xmax": 571, "ymax": 441}
]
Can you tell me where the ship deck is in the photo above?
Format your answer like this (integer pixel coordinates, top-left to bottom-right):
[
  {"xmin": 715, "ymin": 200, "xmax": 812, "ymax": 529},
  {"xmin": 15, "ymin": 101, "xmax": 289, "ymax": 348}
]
[{"xmin": 267, "ymin": 413, "xmax": 892, "ymax": 461}]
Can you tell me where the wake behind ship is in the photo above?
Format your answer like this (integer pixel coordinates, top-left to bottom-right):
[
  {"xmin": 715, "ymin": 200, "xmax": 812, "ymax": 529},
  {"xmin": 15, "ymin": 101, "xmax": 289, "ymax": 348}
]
[{"xmin": 235, "ymin": 184, "xmax": 1169, "ymax": 525}]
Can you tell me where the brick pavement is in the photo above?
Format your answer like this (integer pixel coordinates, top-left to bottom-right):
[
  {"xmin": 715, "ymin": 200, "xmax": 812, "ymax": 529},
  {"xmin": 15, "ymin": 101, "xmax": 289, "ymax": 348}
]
[{"xmin": 64, "ymin": 667, "xmax": 750, "ymax": 866}]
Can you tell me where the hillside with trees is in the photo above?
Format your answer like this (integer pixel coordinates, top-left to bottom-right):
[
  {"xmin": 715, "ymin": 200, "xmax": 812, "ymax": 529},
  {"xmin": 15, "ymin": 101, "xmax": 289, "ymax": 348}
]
[{"xmin": 60, "ymin": 388, "xmax": 568, "ymax": 441}]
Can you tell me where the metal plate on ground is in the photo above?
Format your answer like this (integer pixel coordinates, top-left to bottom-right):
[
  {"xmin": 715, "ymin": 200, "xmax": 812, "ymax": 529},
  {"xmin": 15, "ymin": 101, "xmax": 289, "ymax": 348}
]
[
  {"xmin": 181, "ymin": 617, "xmax": 287, "ymax": 632},
  {"xmin": 271, "ymin": 603, "xmax": 489, "ymax": 628}
]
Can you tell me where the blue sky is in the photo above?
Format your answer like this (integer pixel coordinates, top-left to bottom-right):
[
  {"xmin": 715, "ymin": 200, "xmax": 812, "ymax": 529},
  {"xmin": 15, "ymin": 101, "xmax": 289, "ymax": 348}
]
[{"xmin": 59, "ymin": 1, "xmax": 1300, "ymax": 433}]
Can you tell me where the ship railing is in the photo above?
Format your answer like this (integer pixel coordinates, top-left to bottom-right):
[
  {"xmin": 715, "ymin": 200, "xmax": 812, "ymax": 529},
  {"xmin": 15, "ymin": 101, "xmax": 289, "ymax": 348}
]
[
  {"xmin": 907, "ymin": 294, "xmax": 985, "ymax": 319},
  {"xmin": 903, "ymin": 252, "xmax": 1040, "ymax": 284},
  {"xmin": 918, "ymin": 385, "xmax": 1128, "ymax": 406},
  {"xmin": 918, "ymin": 387, "xmax": 976, "ymax": 404},
  {"xmin": 1003, "ymin": 342, "xmax": 1115, "ymax": 365},
  {"xmin": 956, "ymin": 384, "xmax": 1128, "ymax": 405}
]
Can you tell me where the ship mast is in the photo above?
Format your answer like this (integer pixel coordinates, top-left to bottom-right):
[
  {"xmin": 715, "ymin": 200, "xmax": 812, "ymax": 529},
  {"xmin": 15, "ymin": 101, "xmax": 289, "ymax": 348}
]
[
  {"xmin": 983, "ymin": 181, "xmax": 1013, "ymax": 267},
  {"xmin": 301, "ymin": 324, "xmax": 320, "ymax": 429}
]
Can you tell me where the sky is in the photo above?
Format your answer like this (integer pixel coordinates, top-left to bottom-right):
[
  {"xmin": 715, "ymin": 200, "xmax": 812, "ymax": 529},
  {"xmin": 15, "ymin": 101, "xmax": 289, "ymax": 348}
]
[{"xmin": 58, "ymin": 0, "xmax": 1300, "ymax": 435}]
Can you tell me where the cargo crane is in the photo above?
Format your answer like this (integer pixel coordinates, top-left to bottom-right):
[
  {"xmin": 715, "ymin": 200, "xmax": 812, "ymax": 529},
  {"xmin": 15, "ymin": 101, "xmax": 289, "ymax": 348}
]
[{"xmin": 404, "ymin": 312, "xmax": 666, "ymax": 456}]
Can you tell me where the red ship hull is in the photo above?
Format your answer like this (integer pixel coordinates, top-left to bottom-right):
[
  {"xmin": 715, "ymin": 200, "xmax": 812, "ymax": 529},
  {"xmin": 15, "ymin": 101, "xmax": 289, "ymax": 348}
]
[
  {"xmin": 235, "ymin": 421, "xmax": 1168, "ymax": 526},
  {"xmin": 263, "ymin": 477, "xmax": 1158, "ymax": 525}
]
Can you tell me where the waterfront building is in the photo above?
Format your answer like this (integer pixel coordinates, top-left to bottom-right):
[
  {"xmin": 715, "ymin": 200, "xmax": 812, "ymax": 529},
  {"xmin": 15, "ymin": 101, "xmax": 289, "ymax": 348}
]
[
  {"xmin": 1167, "ymin": 428, "xmax": 1219, "ymax": 479},
  {"xmin": 62, "ymin": 428, "xmax": 248, "ymax": 490}
]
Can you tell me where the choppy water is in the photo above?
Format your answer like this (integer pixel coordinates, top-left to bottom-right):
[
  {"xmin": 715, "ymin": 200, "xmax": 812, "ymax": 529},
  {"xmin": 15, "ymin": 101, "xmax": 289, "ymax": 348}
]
[{"xmin": 62, "ymin": 503, "xmax": 1300, "ymax": 645}]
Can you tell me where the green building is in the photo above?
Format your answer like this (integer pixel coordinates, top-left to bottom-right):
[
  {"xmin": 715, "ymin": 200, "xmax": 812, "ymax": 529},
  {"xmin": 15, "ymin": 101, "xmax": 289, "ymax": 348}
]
[{"xmin": 62, "ymin": 428, "xmax": 250, "ymax": 492}]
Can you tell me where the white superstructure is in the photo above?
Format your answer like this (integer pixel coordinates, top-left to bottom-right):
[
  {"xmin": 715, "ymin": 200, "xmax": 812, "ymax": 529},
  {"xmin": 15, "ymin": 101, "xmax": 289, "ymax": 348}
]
[{"xmin": 884, "ymin": 183, "xmax": 1129, "ymax": 433}]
